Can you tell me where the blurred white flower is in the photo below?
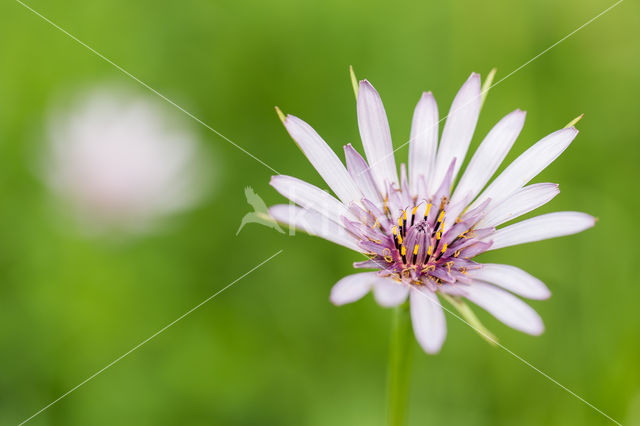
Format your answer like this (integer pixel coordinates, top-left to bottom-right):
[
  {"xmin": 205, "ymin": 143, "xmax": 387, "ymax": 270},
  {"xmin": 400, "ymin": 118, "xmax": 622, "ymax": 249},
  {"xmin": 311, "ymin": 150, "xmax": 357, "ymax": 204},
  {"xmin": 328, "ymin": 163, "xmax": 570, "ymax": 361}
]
[{"xmin": 45, "ymin": 87, "xmax": 209, "ymax": 233}]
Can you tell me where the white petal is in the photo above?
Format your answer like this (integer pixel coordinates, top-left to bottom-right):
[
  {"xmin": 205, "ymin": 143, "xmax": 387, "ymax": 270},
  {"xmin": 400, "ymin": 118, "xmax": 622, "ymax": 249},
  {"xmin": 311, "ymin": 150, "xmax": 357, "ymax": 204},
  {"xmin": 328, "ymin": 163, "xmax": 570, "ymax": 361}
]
[
  {"xmin": 344, "ymin": 144, "xmax": 383, "ymax": 203},
  {"xmin": 470, "ymin": 127, "xmax": 578, "ymax": 211},
  {"xmin": 484, "ymin": 211, "xmax": 595, "ymax": 250},
  {"xmin": 465, "ymin": 282, "xmax": 544, "ymax": 335},
  {"xmin": 270, "ymin": 175, "xmax": 354, "ymax": 226},
  {"xmin": 431, "ymin": 73, "xmax": 482, "ymax": 191},
  {"xmin": 330, "ymin": 272, "xmax": 376, "ymax": 305},
  {"xmin": 410, "ymin": 287, "xmax": 447, "ymax": 354},
  {"xmin": 373, "ymin": 279, "xmax": 410, "ymax": 307},
  {"xmin": 357, "ymin": 80, "xmax": 399, "ymax": 192},
  {"xmin": 467, "ymin": 264, "xmax": 551, "ymax": 300},
  {"xmin": 409, "ymin": 92, "xmax": 439, "ymax": 197},
  {"xmin": 451, "ymin": 109, "xmax": 526, "ymax": 206},
  {"xmin": 283, "ymin": 115, "xmax": 361, "ymax": 205},
  {"xmin": 478, "ymin": 183, "xmax": 560, "ymax": 228},
  {"xmin": 269, "ymin": 204, "xmax": 363, "ymax": 252}
]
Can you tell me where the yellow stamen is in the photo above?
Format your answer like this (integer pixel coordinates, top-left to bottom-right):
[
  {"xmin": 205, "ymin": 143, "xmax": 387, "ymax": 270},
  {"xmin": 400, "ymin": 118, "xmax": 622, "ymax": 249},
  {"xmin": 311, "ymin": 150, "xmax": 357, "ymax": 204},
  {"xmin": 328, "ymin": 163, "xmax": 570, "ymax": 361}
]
[
  {"xmin": 413, "ymin": 244, "xmax": 419, "ymax": 255},
  {"xmin": 424, "ymin": 203, "xmax": 432, "ymax": 218},
  {"xmin": 441, "ymin": 243, "xmax": 448, "ymax": 254},
  {"xmin": 427, "ymin": 245, "xmax": 433, "ymax": 255},
  {"xmin": 437, "ymin": 210, "xmax": 445, "ymax": 223},
  {"xmin": 401, "ymin": 245, "xmax": 406, "ymax": 256},
  {"xmin": 382, "ymin": 248, "xmax": 393, "ymax": 263},
  {"xmin": 392, "ymin": 226, "xmax": 398, "ymax": 236}
]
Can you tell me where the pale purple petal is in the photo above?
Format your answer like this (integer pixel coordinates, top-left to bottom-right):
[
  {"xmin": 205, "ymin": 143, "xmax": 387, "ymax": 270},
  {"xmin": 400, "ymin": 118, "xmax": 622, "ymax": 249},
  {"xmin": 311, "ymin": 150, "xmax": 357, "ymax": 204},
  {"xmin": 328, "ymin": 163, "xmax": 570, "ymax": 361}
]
[
  {"xmin": 373, "ymin": 278, "xmax": 410, "ymax": 307},
  {"xmin": 484, "ymin": 211, "xmax": 595, "ymax": 250},
  {"xmin": 468, "ymin": 264, "xmax": 551, "ymax": 300},
  {"xmin": 270, "ymin": 175, "xmax": 354, "ymax": 226},
  {"xmin": 283, "ymin": 115, "xmax": 361, "ymax": 204},
  {"xmin": 470, "ymin": 127, "xmax": 578, "ymax": 211},
  {"xmin": 478, "ymin": 183, "xmax": 560, "ymax": 228},
  {"xmin": 451, "ymin": 109, "xmax": 526, "ymax": 206},
  {"xmin": 465, "ymin": 282, "xmax": 544, "ymax": 335},
  {"xmin": 409, "ymin": 92, "xmax": 439, "ymax": 197},
  {"xmin": 432, "ymin": 73, "xmax": 482, "ymax": 191},
  {"xmin": 330, "ymin": 272, "xmax": 376, "ymax": 305},
  {"xmin": 410, "ymin": 287, "xmax": 447, "ymax": 354},
  {"xmin": 344, "ymin": 144, "xmax": 382, "ymax": 203},
  {"xmin": 269, "ymin": 204, "xmax": 363, "ymax": 252},
  {"xmin": 357, "ymin": 80, "xmax": 399, "ymax": 192}
]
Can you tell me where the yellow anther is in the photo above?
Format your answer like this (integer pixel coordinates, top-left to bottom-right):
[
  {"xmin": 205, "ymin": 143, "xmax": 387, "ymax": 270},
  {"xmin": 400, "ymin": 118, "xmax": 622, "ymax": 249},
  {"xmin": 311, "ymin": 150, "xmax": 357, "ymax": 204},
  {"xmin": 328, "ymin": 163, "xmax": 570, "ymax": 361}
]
[
  {"xmin": 437, "ymin": 210, "xmax": 445, "ymax": 222},
  {"xmin": 403, "ymin": 210, "xmax": 407, "ymax": 221},
  {"xmin": 392, "ymin": 226, "xmax": 398, "ymax": 236},
  {"xmin": 424, "ymin": 203, "xmax": 432, "ymax": 218},
  {"xmin": 398, "ymin": 217, "xmax": 403, "ymax": 228},
  {"xmin": 427, "ymin": 245, "xmax": 433, "ymax": 255},
  {"xmin": 382, "ymin": 248, "xmax": 393, "ymax": 263},
  {"xmin": 436, "ymin": 231, "xmax": 442, "ymax": 240},
  {"xmin": 413, "ymin": 244, "xmax": 419, "ymax": 255},
  {"xmin": 441, "ymin": 243, "xmax": 448, "ymax": 254},
  {"xmin": 412, "ymin": 206, "xmax": 418, "ymax": 216},
  {"xmin": 401, "ymin": 245, "xmax": 406, "ymax": 256},
  {"xmin": 397, "ymin": 233, "xmax": 403, "ymax": 244}
]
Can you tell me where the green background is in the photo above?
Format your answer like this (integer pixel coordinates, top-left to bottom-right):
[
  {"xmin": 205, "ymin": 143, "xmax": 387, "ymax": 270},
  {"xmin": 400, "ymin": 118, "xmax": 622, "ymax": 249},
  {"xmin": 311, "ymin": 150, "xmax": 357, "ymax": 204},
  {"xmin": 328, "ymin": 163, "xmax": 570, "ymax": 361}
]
[{"xmin": 0, "ymin": 0, "xmax": 638, "ymax": 424}]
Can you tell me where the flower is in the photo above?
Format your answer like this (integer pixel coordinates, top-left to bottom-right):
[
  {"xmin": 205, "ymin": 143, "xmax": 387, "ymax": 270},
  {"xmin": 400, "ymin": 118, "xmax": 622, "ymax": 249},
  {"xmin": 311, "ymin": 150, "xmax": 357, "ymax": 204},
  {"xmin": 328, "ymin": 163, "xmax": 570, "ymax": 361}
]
[
  {"xmin": 269, "ymin": 73, "xmax": 595, "ymax": 354},
  {"xmin": 45, "ymin": 87, "xmax": 209, "ymax": 234}
]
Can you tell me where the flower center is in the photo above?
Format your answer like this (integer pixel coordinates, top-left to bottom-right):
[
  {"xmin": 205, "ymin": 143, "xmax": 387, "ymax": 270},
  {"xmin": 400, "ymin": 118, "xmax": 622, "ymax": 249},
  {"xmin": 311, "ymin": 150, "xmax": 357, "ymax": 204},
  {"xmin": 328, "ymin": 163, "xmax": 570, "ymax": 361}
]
[{"xmin": 391, "ymin": 203, "xmax": 448, "ymax": 271}]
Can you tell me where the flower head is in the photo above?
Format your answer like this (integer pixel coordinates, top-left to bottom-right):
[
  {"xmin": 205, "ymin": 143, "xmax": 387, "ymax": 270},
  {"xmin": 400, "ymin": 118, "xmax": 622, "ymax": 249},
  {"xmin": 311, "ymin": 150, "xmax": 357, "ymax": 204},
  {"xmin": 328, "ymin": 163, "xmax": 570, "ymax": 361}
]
[
  {"xmin": 45, "ymin": 87, "xmax": 208, "ymax": 234},
  {"xmin": 270, "ymin": 73, "xmax": 594, "ymax": 353}
]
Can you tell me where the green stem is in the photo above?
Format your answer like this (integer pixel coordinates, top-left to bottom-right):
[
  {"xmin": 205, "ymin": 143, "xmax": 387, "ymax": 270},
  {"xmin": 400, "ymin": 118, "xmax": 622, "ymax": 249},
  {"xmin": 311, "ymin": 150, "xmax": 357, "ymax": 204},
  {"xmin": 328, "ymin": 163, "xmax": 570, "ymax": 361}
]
[{"xmin": 386, "ymin": 302, "xmax": 413, "ymax": 426}]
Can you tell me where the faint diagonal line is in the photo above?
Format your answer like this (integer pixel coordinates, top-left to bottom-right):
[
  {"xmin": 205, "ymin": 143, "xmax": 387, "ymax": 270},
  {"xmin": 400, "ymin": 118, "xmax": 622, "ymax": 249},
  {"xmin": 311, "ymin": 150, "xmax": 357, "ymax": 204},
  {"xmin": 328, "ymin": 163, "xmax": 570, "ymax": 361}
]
[
  {"xmin": 18, "ymin": 250, "xmax": 284, "ymax": 426},
  {"xmin": 413, "ymin": 289, "xmax": 622, "ymax": 425},
  {"xmin": 15, "ymin": 0, "xmax": 280, "ymax": 175},
  {"xmin": 363, "ymin": 0, "xmax": 624, "ymax": 177}
]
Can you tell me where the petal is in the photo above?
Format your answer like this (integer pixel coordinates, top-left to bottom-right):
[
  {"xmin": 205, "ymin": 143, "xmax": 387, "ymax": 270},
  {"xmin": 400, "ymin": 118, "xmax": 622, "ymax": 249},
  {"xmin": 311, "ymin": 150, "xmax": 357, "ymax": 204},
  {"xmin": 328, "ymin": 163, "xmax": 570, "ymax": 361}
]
[
  {"xmin": 470, "ymin": 127, "xmax": 578, "ymax": 211},
  {"xmin": 357, "ymin": 80, "xmax": 399, "ymax": 192},
  {"xmin": 467, "ymin": 264, "xmax": 551, "ymax": 300},
  {"xmin": 373, "ymin": 279, "xmax": 410, "ymax": 307},
  {"xmin": 270, "ymin": 175, "xmax": 354, "ymax": 226},
  {"xmin": 410, "ymin": 287, "xmax": 447, "ymax": 354},
  {"xmin": 344, "ymin": 144, "xmax": 383, "ymax": 203},
  {"xmin": 484, "ymin": 211, "xmax": 595, "ymax": 250},
  {"xmin": 269, "ymin": 204, "xmax": 363, "ymax": 252},
  {"xmin": 465, "ymin": 282, "xmax": 544, "ymax": 335},
  {"xmin": 478, "ymin": 183, "xmax": 560, "ymax": 228},
  {"xmin": 283, "ymin": 115, "xmax": 361, "ymax": 205},
  {"xmin": 451, "ymin": 109, "xmax": 526, "ymax": 206},
  {"xmin": 409, "ymin": 92, "xmax": 439, "ymax": 197},
  {"xmin": 431, "ymin": 73, "xmax": 482, "ymax": 191},
  {"xmin": 330, "ymin": 272, "xmax": 376, "ymax": 305}
]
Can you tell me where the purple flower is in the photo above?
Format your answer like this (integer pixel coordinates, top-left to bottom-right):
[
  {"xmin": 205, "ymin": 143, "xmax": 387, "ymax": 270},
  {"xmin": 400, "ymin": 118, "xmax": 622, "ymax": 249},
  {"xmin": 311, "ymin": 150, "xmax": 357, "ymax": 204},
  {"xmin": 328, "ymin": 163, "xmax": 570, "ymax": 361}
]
[{"xmin": 269, "ymin": 73, "xmax": 595, "ymax": 354}]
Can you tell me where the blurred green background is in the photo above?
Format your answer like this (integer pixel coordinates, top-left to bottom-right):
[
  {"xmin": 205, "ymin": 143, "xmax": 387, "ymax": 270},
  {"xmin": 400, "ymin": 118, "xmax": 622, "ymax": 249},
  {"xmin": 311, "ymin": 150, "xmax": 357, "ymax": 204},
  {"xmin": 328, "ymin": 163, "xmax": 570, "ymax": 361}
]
[{"xmin": 0, "ymin": 0, "xmax": 638, "ymax": 424}]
